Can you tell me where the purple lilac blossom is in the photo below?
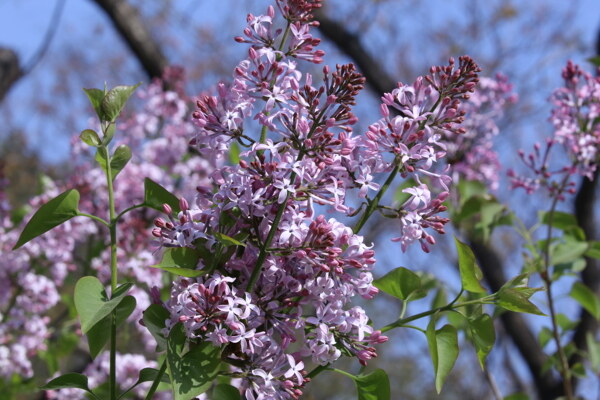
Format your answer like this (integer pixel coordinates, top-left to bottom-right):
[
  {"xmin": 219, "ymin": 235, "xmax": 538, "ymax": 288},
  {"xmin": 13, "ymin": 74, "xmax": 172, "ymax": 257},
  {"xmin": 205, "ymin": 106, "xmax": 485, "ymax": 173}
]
[
  {"xmin": 46, "ymin": 352, "xmax": 173, "ymax": 400},
  {"xmin": 154, "ymin": 1, "xmax": 479, "ymax": 398},
  {"xmin": 509, "ymin": 61, "xmax": 600, "ymax": 200},
  {"xmin": 445, "ymin": 74, "xmax": 517, "ymax": 190}
]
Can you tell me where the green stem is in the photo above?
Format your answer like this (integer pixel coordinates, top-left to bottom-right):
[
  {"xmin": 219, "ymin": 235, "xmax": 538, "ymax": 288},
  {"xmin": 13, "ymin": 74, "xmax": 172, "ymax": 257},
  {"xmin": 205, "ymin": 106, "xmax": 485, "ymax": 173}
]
[
  {"xmin": 307, "ymin": 364, "xmax": 331, "ymax": 379},
  {"xmin": 103, "ymin": 145, "xmax": 118, "ymax": 400},
  {"xmin": 144, "ymin": 359, "xmax": 167, "ymax": 400},
  {"xmin": 380, "ymin": 297, "xmax": 494, "ymax": 333},
  {"xmin": 247, "ymin": 105, "xmax": 330, "ymax": 291},
  {"xmin": 540, "ymin": 175, "xmax": 574, "ymax": 400},
  {"xmin": 353, "ymin": 164, "xmax": 400, "ymax": 234},
  {"xmin": 331, "ymin": 368, "xmax": 355, "ymax": 380},
  {"xmin": 247, "ymin": 171, "xmax": 297, "ymax": 291},
  {"xmin": 77, "ymin": 212, "xmax": 109, "ymax": 227},
  {"xmin": 115, "ymin": 203, "xmax": 145, "ymax": 222}
]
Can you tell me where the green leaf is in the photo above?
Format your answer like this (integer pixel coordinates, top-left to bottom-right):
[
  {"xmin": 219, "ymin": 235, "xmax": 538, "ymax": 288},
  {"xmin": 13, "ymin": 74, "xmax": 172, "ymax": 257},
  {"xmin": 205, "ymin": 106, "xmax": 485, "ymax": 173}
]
[
  {"xmin": 167, "ymin": 324, "xmax": 222, "ymax": 400},
  {"xmin": 457, "ymin": 179, "xmax": 486, "ymax": 206},
  {"xmin": 212, "ymin": 383, "xmax": 241, "ymax": 400},
  {"xmin": 40, "ymin": 373, "xmax": 91, "ymax": 392},
  {"xmin": 103, "ymin": 122, "xmax": 116, "ymax": 145},
  {"xmin": 476, "ymin": 202, "xmax": 506, "ymax": 234},
  {"xmin": 585, "ymin": 241, "xmax": 600, "ymax": 259},
  {"xmin": 95, "ymin": 145, "xmax": 131, "ymax": 181},
  {"xmin": 454, "ymin": 237, "xmax": 486, "ymax": 293},
  {"xmin": 87, "ymin": 295, "xmax": 136, "ymax": 359},
  {"xmin": 138, "ymin": 367, "xmax": 170, "ymax": 384},
  {"xmin": 588, "ymin": 56, "xmax": 600, "ymax": 67},
  {"xmin": 426, "ymin": 321, "xmax": 459, "ymax": 393},
  {"xmin": 80, "ymin": 129, "xmax": 101, "ymax": 147},
  {"xmin": 143, "ymin": 178, "xmax": 181, "ymax": 214},
  {"xmin": 109, "ymin": 144, "xmax": 132, "ymax": 180},
  {"xmin": 117, "ymin": 367, "xmax": 171, "ymax": 400},
  {"xmin": 497, "ymin": 288, "xmax": 545, "ymax": 315},
  {"xmin": 101, "ymin": 84, "xmax": 141, "ymax": 122},
  {"xmin": 213, "ymin": 232, "xmax": 246, "ymax": 247},
  {"xmin": 229, "ymin": 142, "xmax": 241, "ymax": 165},
  {"xmin": 469, "ymin": 314, "xmax": 495, "ymax": 369},
  {"xmin": 152, "ymin": 266, "xmax": 205, "ymax": 278},
  {"xmin": 500, "ymin": 273, "xmax": 529, "ymax": 290},
  {"xmin": 587, "ymin": 332, "xmax": 600, "ymax": 372},
  {"xmin": 13, "ymin": 189, "xmax": 80, "ymax": 249},
  {"xmin": 373, "ymin": 267, "xmax": 422, "ymax": 301},
  {"xmin": 153, "ymin": 247, "xmax": 201, "ymax": 270},
  {"xmin": 353, "ymin": 369, "xmax": 391, "ymax": 400},
  {"xmin": 550, "ymin": 241, "xmax": 588, "ymax": 266},
  {"xmin": 556, "ymin": 313, "xmax": 578, "ymax": 332},
  {"xmin": 74, "ymin": 276, "xmax": 133, "ymax": 334},
  {"xmin": 570, "ymin": 282, "xmax": 600, "ymax": 320},
  {"xmin": 538, "ymin": 327, "xmax": 553, "ymax": 348},
  {"xmin": 142, "ymin": 304, "xmax": 170, "ymax": 352},
  {"xmin": 504, "ymin": 393, "xmax": 530, "ymax": 400},
  {"xmin": 83, "ymin": 88, "xmax": 106, "ymax": 120},
  {"xmin": 539, "ymin": 210, "xmax": 579, "ymax": 231}
]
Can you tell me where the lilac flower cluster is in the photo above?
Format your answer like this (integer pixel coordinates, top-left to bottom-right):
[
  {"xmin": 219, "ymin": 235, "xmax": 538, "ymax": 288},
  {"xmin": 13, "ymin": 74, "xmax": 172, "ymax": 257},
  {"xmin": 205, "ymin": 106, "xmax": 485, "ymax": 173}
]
[
  {"xmin": 2, "ymin": 69, "xmax": 208, "ymax": 383},
  {"xmin": 445, "ymin": 74, "xmax": 517, "ymax": 190},
  {"xmin": 0, "ymin": 182, "xmax": 97, "ymax": 379},
  {"xmin": 509, "ymin": 61, "xmax": 600, "ymax": 199},
  {"xmin": 153, "ymin": 1, "xmax": 479, "ymax": 398},
  {"xmin": 46, "ymin": 352, "xmax": 171, "ymax": 400}
]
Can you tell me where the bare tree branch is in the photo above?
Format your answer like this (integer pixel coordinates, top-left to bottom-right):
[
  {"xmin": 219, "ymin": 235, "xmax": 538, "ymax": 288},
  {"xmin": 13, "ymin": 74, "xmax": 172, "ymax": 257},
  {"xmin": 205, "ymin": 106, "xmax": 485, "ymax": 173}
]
[
  {"xmin": 315, "ymin": 9, "xmax": 396, "ymax": 95},
  {"xmin": 92, "ymin": 0, "xmax": 169, "ymax": 79},
  {"xmin": 0, "ymin": 48, "xmax": 23, "ymax": 103},
  {"xmin": 0, "ymin": 0, "xmax": 65, "ymax": 104}
]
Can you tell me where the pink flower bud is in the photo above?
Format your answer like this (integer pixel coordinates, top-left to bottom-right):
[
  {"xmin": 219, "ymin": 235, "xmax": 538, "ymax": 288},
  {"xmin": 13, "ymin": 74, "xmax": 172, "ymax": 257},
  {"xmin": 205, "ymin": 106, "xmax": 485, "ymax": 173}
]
[{"xmin": 179, "ymin": 197, "xmax": 189, "ymax": 212}]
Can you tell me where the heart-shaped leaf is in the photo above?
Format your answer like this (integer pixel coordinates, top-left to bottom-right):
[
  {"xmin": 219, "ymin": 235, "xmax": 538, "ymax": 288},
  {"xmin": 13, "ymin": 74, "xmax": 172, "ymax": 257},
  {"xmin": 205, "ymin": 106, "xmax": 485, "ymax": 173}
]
[
  {"xmin": 570, "ymin": 282, "xmax": 600, "ymax": 320},
  {"xmin": 426, "ymin": 320, "xmax": 459, "ymax": 393},
  {"xmin": 74, "ymin": 276, "xmax": 133, "ymax": 334},
  {"xmin": 41, "ymin": 373, "xmax": 92, "ymax": 392},
  {"xmin": 144, "ymin": 178, "xmax": 180, "ymax": 214},
  {"xmin": 469, "ymin": 314, "xmax": 495, "ymax": 369},
  {"xmin": 497, "ymin": 288, "xmax": 545, "ymax": 316},
  {"xmin": 213, "ymin": 232, "xmax": 246, "ymax": 247},
  {"xmin": 142, "ymin": 304, "xmax": 171, "ymax": 352},
  {"xmin": 83, "ymin": 88, "xmax": 106, "ymax": 120},
  {"xmin": 13, "ymin": 189, "xmax": 80, "ymax": 249},
  {"xmin": 80, "ymin": 129, "xmax": 101, "ymax": 147},
  {"xmin": 167, "ymin": 324, "xmax": 222, "ymax": 400},
  {"xmin": 110, "ymin": 145, "xmax": 132, "ymax": 180},
  {"xmin": 455, "ymin": 237, "xmax": 486, "ymax": 293},
  {"xmin": 212, "ymin": 383, "xmax": 241, "ymax": 400},
  {"xmin": 353, "ymin": 369, "xmax": 391, "ymax": 400},
  {"xmin": 95, "ymin": 145, "xmax": 132, "ymax": 181},
  {"xmin": 373, "ymin": 267, "xmax": 421, "ymax": 301},
  {"xmin": 101, "ymin": 84, "xmax": 140, "ymax": 122},
  {"xmin": 87, "ymin": 295, "xmax": 136, "ymax": 358}
]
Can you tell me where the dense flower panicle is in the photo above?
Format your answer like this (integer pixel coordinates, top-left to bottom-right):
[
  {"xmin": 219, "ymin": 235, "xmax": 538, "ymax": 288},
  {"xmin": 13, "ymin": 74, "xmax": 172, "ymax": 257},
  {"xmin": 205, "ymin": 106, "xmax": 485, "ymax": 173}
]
[
  {"xmin": 3, "ymin": 68, "xmax": 209, "ymax": 383},
  {"xmin": 363, "ymin": 56, "xmax": 480, "ymax": 251},
  {"xmin": 0, "ymin": 182, "xmax": 97, "ymax": 379},
  {"xmin": 509, "ymin": 61, "xmax": 600, "ymax": 200},
  {"xmin": 156, "ymin": 3, "xmax": 478, "ymax": 398},
  {"xmin": 444, "ymin": 74, "xmax": 517, "ymax": 190}
]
